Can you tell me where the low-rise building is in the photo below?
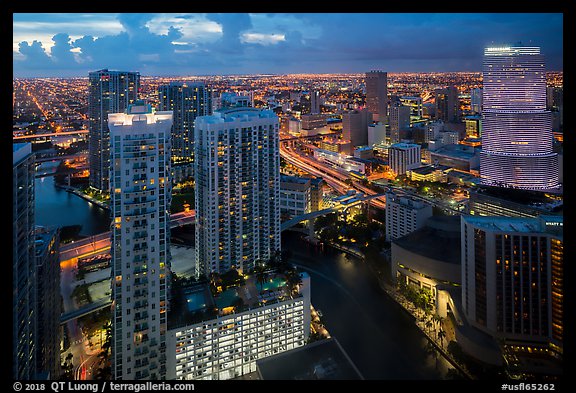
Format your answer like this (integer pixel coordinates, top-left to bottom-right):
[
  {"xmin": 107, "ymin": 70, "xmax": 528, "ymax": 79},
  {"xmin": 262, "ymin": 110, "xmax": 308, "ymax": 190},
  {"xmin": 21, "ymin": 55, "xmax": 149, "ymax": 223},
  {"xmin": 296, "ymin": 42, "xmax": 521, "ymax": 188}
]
[
  {"xmin": 167, "ymin": 270, "xmax": 311, "ymax": 380},
  {"xmin": 407, "ymin": 165, "xmax": 452, "ymax": 183}
]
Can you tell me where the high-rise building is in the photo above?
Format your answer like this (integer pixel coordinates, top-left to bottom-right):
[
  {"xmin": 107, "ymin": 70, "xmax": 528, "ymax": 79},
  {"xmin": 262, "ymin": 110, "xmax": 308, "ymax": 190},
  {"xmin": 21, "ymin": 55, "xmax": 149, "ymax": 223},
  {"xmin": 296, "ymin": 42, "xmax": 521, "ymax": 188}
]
[
  {"xmin": 435, "ymin": 86, "xmax": 460, "ymax": 123},
  {"xmin": 365, "ymin": 71, "xmax": 388, "ymax": 123},
  {"xmin": 388, "ymin": 143, "xmax": 421, "ymax": 176},
  {"xmin": 194, "ymin": 107, "xmax": 280, "ymax": 277},
  {"xmin": 89, "ymin": 69, "xmax": 140, "ymax": 192},
  {"xmin": 389, "ymin": 103, "xmax": 411, "ymax": 144},
  {"xmin": 13, "ymin": 143, "xmax": 37, "ymax": 379},
  {"xmin": 400, "ymin": 96, "xmax": 423, "ymax": 122},
  {"xmin": 461, "ymin": 215, "xmax": 563, "ymax": 354},
  {"xmin": 158, "ymin": 82, "xmax": 212, "ymax": 165},
  {"xmin": 310, "ymin": 90, "xmax": 320, "ymax": 114},
  {"xmin": 385, "ymin": 190, "xmax": 432, "ymax": 241},
  {"xmin": 34, "ymin": 226, "xmax": 61, "ymax": 379},
  {"xmin": 465, "ymin": 115, "xmax": 482, "ymax": 138},
  {"xmin": 470, "ymin": 88, "xmax": 483, "ymax": 114},
  {"xmin": 368, "ymin": 123, "xmax": 386, "ymax": 146},
  {"xmin": 342, "ymin": 109, "xmax": 370, "ymax": 147},
  {"xmin": 480, "ymin": 46, "xmax": 559, "ymax": 191},
  {"xmin": 108, "ymin": 101, "xmax": 173, "ymax": 380}
]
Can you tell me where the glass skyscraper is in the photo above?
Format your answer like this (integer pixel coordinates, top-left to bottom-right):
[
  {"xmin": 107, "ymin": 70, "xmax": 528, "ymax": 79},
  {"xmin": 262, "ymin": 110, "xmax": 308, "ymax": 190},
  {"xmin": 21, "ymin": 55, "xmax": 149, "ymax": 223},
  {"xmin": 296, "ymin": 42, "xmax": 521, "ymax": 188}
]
[
  {"xmin": 157, "ymin": 82, "xmax": 212, "ymax": 165},
  {"xmin": 89, "ymin": 69, "xmax": 140, "ymax": 192},
  {"xmin": 480, "ymin": 46, "xmax": 559, "ymax": 191}
]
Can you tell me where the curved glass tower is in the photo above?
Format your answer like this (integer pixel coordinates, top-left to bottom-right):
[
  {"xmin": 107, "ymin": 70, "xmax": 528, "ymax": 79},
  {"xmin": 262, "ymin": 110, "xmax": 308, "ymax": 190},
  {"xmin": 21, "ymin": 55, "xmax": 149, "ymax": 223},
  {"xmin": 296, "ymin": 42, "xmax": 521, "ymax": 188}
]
[{"xmin": 480, "ymin": 46, "xmax": 559, "ymax": 191}]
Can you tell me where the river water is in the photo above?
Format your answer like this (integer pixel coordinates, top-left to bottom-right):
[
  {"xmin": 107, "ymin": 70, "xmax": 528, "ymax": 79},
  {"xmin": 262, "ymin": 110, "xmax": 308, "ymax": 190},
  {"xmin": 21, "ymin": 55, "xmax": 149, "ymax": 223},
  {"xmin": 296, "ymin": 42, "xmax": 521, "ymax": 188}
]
[
  {"xmin": 34, "ymin": 161, "xmax": 111, "ymax": 236},
  {"xmin": 36, "ymin": 165, "xmax": 450, "ymax": 379}
]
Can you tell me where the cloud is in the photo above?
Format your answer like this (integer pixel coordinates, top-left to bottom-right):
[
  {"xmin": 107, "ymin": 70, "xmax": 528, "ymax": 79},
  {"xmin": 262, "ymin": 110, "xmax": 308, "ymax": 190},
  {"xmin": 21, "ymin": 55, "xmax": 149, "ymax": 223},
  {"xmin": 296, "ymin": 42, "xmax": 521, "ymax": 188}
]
[{"xmin": 13, "ymin": 13, "xmax": 563, "ymax": 76}]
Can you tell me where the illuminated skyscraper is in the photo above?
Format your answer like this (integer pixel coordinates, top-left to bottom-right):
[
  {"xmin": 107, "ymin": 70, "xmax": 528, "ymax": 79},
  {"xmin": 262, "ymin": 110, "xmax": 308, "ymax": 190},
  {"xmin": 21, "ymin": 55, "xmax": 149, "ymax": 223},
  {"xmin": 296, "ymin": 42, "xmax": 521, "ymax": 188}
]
[
  {"xmin": 310, "ymin": 90, "xmax": 320, "ymax": 114},
  {"xmin": 435, "ymin": 86, "xmax": 460, "ymax": 123},
  {"xmin": 109, "ymin": 101, "xmax": 173, "ymax": 380},
  {"xmin": 461, "ymin": 215, "xmax": 563, "ymax": 354},
  {"xmin": 13, "ymin": 143, "xmax": 37, "ymax": 379},
  {"xmin": 365, "ymin": 71, "xmax": 388, "ymax": 123},
  {"xmin": 470, "ymin": 88, "xmax": 483, "ymax": 114},
  {"xmin": 194, "ymin": 107, "xmax": 280, "ymax": 277},
  {"xmin": 158, "ymin": 82, "xmax": 212, "ymax": 165},
  {"xmin": 89, "ymin": 69, "xmax": 140, "ymax": 192},
  {"xmin": 389, "ymin": 103, "xmax": 411, "ymax": 144},
  {"xmin": 480, "ymin": 46, "xmax": 559, "ymax": 191}
]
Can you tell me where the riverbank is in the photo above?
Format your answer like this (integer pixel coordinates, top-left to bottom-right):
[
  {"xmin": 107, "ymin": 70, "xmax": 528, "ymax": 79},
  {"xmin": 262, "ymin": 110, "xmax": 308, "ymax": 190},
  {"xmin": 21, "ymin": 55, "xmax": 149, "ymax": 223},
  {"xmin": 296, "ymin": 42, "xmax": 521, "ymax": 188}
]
[
  {"xmin": 55, "ymin": 183, "xmax": 110, "ymax": 211},
  {"xmin": 320, "ymin": 236, "xmax": 471, "ymax": 379}
]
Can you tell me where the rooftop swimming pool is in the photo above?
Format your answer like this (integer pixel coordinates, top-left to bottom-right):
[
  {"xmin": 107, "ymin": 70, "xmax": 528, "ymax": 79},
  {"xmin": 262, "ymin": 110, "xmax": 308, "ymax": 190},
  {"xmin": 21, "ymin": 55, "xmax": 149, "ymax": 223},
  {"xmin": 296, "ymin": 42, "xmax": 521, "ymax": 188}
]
[
  {"xmin": 215, "ymin": 288, "xmax": 241, "ymax": 309},
  {"xmin": 185, "ymin": 290, "xmax": 207, "ymax": 312},
  {"xmin": 260, "ymin": 276, "xmax": 286, "ymax": 292}
]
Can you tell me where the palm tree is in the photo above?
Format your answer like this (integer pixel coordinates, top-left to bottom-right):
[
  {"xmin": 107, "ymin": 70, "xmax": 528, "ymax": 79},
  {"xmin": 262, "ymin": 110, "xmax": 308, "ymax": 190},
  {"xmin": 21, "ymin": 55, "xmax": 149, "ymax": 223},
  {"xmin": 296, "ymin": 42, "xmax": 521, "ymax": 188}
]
[
  {"xmin": 438, "ymin": 329, "xmax": 447, "ymax": 349},
  {"xmin": 254, "ymin": 263, "xmax": 267, "ymax": 292},
  {"xmin": 426, "ymin": 340, "xmax": 439, "ymax": 370},
  {"xmin": 285, "ymin": 269, "xmax": 303, "ymax": 295},
  {"xmin": 425, "ymin": 319, "xmax": 433, "ymax": 335}
]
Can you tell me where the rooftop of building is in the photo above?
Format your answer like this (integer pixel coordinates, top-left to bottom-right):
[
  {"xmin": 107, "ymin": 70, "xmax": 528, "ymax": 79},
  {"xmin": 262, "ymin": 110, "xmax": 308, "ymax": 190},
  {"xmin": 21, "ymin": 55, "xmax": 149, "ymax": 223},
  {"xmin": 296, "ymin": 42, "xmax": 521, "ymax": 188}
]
[
  {"xmin": 200, "ymin": 107, "xmax": 277, "ymax": 124},
  {"xmin": 390, "ymin": 142, "xmax": 420, "ymax": 150},
  {"xmin": 13, "ymin": 142, "xmax": 32, "ymax": 164},
  {"xmin": 256, "ymin": 338, "xmax": 364, "ymax": 380},
  {"xmin": 168, "ymin": 267, "xmax": 308, "ymax": 330},
  {"xmin": 34, "ymin": 226, "xmax": 58, "ymax": 258},
  {"xmin": 392, "ymin": 215, "xmax": 461, "ymax": 265},
  {"xmin": 471, "ymin": 185, "xmax": 563, "ymax": 212},
  {"xmin": 431, "ymin": 144, "xmax": 478, "ymax": 159},
  {"xmin": 462, "ymin": 214, "xmax": 563, "ymax": 236},
  {"xmin": 354, "ymin": 145, "xmax": 373, "ymax": 151},
  {"xmin": 280, "ymin": 174, "xmax": 312, "ymax": 185},
  {"xmin": 409, "ymin": 165, "xmax": 452, "ymax": 175}
]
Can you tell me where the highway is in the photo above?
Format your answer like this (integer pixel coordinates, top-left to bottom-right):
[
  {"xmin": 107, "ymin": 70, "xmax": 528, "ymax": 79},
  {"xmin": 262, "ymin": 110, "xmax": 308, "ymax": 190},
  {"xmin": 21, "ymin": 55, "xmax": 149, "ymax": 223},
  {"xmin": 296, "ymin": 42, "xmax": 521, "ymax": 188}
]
[
  {"xmin": 280, "ymin": 142, "xmax": 387, "ymax": 209},
  {"xmin": 59, "ymin": 210, "xmax": 196, "ymax": 262},
  {"xmin": 13, "ymin": 129, "xmax": 89, "ymax": 140}
]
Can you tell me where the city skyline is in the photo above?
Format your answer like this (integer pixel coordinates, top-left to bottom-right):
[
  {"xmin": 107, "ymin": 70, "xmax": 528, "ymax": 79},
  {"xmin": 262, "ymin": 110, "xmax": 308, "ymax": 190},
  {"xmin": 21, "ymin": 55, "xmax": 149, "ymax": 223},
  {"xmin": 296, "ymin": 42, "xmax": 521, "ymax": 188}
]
[
  {"xmin": 12, "ymin": 11, "xmax": 564, "ymax": 379},
  {"xmin": 13, "ymin": 13, "xmax": 563, "ymax": 77}
]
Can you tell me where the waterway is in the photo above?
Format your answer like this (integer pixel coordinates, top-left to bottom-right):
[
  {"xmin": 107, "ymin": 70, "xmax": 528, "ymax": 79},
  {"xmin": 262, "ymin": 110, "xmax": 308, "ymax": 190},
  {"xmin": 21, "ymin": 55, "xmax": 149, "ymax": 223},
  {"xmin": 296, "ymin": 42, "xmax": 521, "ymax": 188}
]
[
  {"xmin": 34, "ymin": 161, "xmax": 111, "ymax": 236},
  {"xmin": 282, "ymin": 231, "xmax": 451, "ymax": 379},
  {"xmin": 36, "ymin": 168, "xmax": 451, "ymax": 379}
]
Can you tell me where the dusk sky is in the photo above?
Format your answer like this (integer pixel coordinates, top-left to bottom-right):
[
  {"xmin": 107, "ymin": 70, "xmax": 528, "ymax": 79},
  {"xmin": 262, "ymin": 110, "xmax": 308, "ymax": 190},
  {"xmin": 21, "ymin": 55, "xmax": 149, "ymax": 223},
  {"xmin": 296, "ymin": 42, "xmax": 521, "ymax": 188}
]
[{"xmin": 13, "ymin": 13, "xmax": 563, "ymax": 77}]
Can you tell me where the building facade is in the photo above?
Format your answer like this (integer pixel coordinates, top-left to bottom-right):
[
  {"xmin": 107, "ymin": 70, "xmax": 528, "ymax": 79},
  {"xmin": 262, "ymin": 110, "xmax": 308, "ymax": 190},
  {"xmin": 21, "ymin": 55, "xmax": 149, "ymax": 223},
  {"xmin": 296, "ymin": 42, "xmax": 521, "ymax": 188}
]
[
  {"xmin": 109, "ymin": 102, "xmax": 173, "ymax": 380},
  {"xmin": 310, "ymin": 90, "xmax": 320, "ymax": 114},
  {"xmin": 342, "ymin": 109, "xmax": 370, "ymax": 147},
  {"xmin": 385, "ymin": 190, "xmax": 432, "ymax": 241},
  {"xmin": 470, "ymin": 88, "xmax": 483, "ymax": 114},
  {"xmin": 388, "ymin": 143, "xmax": 421, "ymax": 176},
  {"xmin": 280, "ymin": 175, "xmax": 312, "ymax": 218},
  {"xmin": 389, "ymin": 103, "xmax": 411, "ymax": 144},
  {"xmin": 34, "ymin": 227, "xmax": 61, "ymax": 379},
  {"xmin": 89, "ymin": 69, "xmax": 140, "ymax": 192},
  {"xmin": 13, "ymin": 143, "xmax": 37, "ymax": 380},
  {"xmin": 194, "ymin": 108, "xmax": 281, "ymax": 277},
  {"xmin": 157, "ymin": 82, "xmax": 212, "ymax": 166},
  {"xmin": 461, "ymin": 215, "xmax": 563, "ymax": 353},
  {"xmin": 480, "ymin": 46, "xmax": 559, "ymax": 191},
  {"xmin": 435, "ymin": 86, "xmax": 460, "ymax": 123},
  {"xmin": 167, "ymin": 274, "xmax": 311, "ymax": 380},
  {"xmin": 365, "ymin": 70, "xmax": 388, "ymax": 123}
]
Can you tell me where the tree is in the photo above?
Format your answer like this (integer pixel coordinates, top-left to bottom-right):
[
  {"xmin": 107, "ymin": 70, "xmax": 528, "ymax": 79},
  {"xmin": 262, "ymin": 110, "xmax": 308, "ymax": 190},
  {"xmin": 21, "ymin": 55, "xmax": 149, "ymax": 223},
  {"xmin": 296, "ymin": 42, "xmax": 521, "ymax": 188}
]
[
  {"xmin": 254, "ymin": 263, "xmax": 267, "ymax": 291},
  {"xmin": 425, "ymin": 319, "xmax": 433, "ymax": 335},
  {"xmin": 438, "ymin": 329, "xmax": 447, "ymax": 348},
  {"xmin": 426, "ymin": 340, "xmax": 439, "ymax": 370},
  {"xmin": 60, "ymin": 353, "xmax": 75, "ymax": 380},
  {"xmin": 285, "ymin": 269, "xmax": 303, "ymax": 295}
]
